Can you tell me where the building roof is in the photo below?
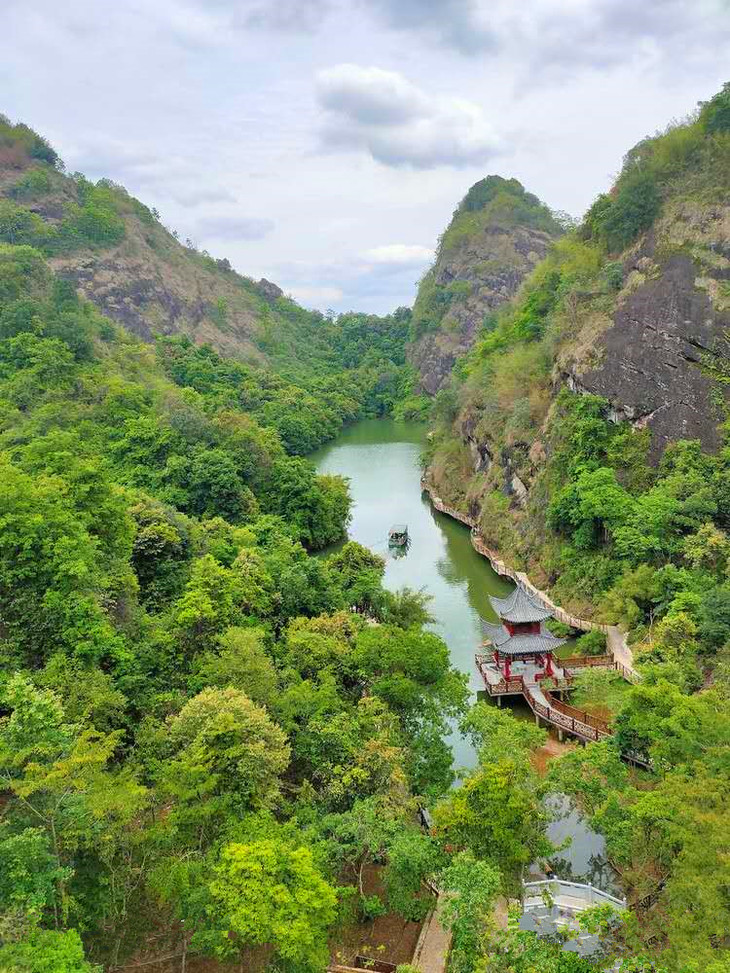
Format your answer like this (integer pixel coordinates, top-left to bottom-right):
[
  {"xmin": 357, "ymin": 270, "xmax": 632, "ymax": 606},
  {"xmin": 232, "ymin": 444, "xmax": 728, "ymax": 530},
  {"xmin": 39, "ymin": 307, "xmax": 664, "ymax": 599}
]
[
  {"xmin": 489, "ymin": 584, "xmax": 553, "ymax": 623},
  {"xmin": 482, "ymin": 618, "xmax": 566, "ymax": 656},
  {"xmin": 481, "ymin": 619, "xmax": 512, "ymax": 646}
]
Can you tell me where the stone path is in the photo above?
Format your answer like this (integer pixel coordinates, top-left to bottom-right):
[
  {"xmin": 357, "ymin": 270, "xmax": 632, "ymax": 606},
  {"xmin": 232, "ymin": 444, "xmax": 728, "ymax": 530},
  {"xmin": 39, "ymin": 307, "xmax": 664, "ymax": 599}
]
[{"xmin": 411, "ymin": 895, "xmax": 452, "ymax": 973}]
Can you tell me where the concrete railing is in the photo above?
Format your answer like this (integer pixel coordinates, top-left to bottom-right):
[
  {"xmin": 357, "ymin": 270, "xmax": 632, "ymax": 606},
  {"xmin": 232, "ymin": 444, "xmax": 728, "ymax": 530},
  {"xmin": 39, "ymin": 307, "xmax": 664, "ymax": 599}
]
[
  {"xmin": 421, "ymin": 479, "xmax": 639, "ymax": 683},
  {"xmin": 523, "ymin": 879, "xmax": 626, "ymax": 911}
]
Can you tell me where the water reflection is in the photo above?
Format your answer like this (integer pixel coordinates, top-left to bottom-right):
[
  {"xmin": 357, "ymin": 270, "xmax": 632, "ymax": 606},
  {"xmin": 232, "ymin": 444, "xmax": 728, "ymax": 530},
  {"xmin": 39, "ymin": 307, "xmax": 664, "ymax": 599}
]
[{"xmin": 312, "ymin": 419, "xmax": 619, "ymax": 893}]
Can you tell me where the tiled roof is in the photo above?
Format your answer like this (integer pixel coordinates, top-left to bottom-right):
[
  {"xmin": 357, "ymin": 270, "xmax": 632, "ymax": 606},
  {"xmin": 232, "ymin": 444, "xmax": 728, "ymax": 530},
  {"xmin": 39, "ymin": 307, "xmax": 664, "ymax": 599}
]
[
  {"xmin": 481, "ymin": 620, "xmax": 512, "ymax": 646},
  {"xmin": 489, "ymin": 584, "xmax": 553, "ymax": 623},
  {"xmin": 482, "ymin": 619, "xmax": 566, "ymax": 656}
]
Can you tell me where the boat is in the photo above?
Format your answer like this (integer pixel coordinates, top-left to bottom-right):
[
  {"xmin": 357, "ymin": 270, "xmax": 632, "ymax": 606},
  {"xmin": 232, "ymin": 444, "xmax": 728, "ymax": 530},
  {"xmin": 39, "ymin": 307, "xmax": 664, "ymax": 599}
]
[{"xmin": 388, "ymin": 524, "xmax": 409, "ymax": 547}]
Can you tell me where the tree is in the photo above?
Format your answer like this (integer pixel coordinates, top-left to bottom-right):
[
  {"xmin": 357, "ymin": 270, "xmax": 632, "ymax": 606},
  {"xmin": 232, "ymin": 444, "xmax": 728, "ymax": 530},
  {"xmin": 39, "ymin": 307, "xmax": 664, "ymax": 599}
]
[
  {"xmin": 190, "ymin": 626, "xmax": 278, "ymax": 709},
  {"xmin": 172, "ymin": 555, "xmax": 239, "ymax": 653},
  {"xmin": 548, "ymin": 468, "xmax": 634, "ymax": 549},
  {"xmin": 0, "ymin": 675, "xmax": 148, "ymax": 932},
  {"xmin": 439, "ymin": 851, "xmax": 500, "ymax": 973},
  {"xmin": 700, "ymin": 81, "xmax": 730, "ymax": 134},
  {"xmin": 206, "ymin": 839, "xmax": 337, "ymax": 971},
  {"xmin": 158, "ymin": 687, "xmax": 290, "ymax": 842},
  {"xmin": 0, "ymin": 928, "xmax": 99, "ymax": 973},
  {"xmin": 433, "ymin": 758, "xmax": 550, "ymax": 886},
  {"xmin": 698, "ymin": 585, "xmax": 730, "ymax": 650}
]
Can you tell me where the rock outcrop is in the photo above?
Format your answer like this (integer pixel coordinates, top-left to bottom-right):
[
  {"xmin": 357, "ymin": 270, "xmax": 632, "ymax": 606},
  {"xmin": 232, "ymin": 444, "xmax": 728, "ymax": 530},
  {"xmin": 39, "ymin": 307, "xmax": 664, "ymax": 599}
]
[
  {"xmin": 560, "ymin": 203, "xmax": 730, "ymax": 461},
  {"xmin": 408, "ymin": 176, "xmax": 563, "ymax": 394}
]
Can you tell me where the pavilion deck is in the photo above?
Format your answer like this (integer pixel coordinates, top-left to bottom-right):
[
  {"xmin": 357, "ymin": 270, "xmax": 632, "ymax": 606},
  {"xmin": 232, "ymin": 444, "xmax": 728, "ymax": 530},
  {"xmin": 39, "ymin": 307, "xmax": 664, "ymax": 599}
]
[{"xmin": 476, "ymin": 652, "xmax": 612, "ymax": 744}]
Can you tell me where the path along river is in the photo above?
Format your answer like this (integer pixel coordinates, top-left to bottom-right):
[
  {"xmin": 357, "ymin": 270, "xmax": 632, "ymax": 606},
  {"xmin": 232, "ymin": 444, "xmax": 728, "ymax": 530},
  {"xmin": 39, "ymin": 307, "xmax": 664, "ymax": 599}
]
[{"xmin": 312, "ymin": 418, "xmax": 620, "ymax": 894}]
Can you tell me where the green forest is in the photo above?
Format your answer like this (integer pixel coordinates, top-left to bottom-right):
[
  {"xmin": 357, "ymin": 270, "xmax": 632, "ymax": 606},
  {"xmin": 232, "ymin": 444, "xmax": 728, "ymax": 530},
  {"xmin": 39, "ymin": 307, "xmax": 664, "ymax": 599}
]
[{"xmin": 2, "ymin": 81, "xmax": 730, "ymax": 973}]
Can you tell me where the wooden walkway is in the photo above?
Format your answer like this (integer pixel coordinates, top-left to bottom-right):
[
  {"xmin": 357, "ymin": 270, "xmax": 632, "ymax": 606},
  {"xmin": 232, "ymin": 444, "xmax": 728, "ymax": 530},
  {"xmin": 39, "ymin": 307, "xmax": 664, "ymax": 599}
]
[
  {"xmin": 421, "ymin": 479, "xmax": 639, "ymax": 682},
  {"xmin": 475, "ymin": 656, "xmax": 612, "ymax": 744}
]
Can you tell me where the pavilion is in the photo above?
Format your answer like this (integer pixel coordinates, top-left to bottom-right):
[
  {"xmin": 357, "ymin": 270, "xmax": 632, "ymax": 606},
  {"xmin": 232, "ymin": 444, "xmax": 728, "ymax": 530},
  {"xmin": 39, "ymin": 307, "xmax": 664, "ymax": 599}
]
[{"xmin": 481, "ymin": 585, "xmax": 567, "ymax": 681}]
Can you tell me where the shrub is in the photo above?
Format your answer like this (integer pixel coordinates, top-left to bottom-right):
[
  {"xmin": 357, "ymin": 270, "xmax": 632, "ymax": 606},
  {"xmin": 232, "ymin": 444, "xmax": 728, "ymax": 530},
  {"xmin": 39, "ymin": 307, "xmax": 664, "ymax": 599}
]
[
  {"xmin": 599, "ymin": 170, "xmax": 661, "ymax": 252},
  {"xmin": 700, "ymin": 81, "xmax": 730, "ymax": 134},
  {"xmin": 10, "ymin": 166, "xmax": 52, "ymax": 199},
  {"xmin": 574, "ymin": 628, "xmax": 608, "ymax": 656}
]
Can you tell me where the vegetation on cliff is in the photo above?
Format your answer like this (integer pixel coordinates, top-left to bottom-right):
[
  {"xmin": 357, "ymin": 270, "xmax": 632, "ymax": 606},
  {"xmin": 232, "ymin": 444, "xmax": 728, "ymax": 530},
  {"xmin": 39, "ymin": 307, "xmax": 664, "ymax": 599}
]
[
  {"xmin": 425, "ymin": 83, "xmax": 730, "ymax": 968},
  {"xmin": 408, "ymin": 175, "xmax": 564, "ymax": 394}
]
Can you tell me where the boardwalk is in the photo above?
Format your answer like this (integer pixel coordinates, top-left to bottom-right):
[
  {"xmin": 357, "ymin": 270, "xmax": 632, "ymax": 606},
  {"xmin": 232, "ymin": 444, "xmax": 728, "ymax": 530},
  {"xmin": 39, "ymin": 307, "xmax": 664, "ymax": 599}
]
[
  {"xmin": 421, "ymin": 479, "xmax": 640, "ymax": 683},
  {"xmin": 475, "ymin": 654, "xmax": 613, "ymax": 743}
]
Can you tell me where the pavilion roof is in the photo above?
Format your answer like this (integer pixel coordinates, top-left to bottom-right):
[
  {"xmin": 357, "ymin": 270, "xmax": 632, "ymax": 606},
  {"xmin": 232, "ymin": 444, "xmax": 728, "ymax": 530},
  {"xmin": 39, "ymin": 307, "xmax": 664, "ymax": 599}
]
[
  {"xmin": 481, "ymin": 619, "xmax": 566, "ymax": 656},
  {"xmin": 489, "ymin": 584, "xmax": 553, "ymax": 624}
]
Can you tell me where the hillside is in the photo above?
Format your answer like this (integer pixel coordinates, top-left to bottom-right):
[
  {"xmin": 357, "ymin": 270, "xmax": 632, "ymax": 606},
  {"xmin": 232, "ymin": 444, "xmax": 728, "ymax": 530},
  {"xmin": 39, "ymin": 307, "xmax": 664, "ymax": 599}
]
[
  {"xmin": 422, "ymin": 85, "xmax": 730, "ymax": 965},
  {"xmin": 0, "ymin": 113, "xmax": 412, "ymax": 398},
  {"xmin": 0, "ymin": 186, "xmax": 473, "ymax": 970},
  {"xmin": 408, "ymin": 175, "xmax": 564, "ymax": 393},
  {"xmin": 426, "ymin": 84, "xmax": 730, "ymax": 620}
]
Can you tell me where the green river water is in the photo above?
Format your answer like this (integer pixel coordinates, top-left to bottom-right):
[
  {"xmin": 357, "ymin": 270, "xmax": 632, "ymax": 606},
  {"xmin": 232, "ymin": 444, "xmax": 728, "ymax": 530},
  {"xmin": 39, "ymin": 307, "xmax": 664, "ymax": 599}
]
[{"xmin": 312, "ymin": 418, "xmax": 621, "ymax": 894}]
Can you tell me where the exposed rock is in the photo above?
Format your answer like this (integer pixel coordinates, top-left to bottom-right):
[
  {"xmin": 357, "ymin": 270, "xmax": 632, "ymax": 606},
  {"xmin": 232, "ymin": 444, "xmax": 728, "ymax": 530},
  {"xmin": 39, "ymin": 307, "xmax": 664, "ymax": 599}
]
[
  {"xmin": 407, "ymin": 176, "xmax": 563, "ymax": 394},
  {"xmin": 409, "ymin": 223, "xmax": 557, "ymax": 394},
  {"xmin": 562, "ymin": 234, "xmax": 730, "ymax": 461},
  {"xmin": 256, "ymin": 278, "xmax": 283, "ymax": 302}
]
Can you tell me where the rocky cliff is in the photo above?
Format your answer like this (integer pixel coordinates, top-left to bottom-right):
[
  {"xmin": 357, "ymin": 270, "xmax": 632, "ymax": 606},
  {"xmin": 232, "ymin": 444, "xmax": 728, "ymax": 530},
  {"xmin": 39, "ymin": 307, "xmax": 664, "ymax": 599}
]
[
  {"xmin": 424, "ymin": 86, "xmax": 730, "ymax": 603},
  {"xmin": 0, "ymin": 117, "xmax": 333, "ymax": 375},
  {"xmin": 408, "ymin": 176, "xmax": 563, "ymax": 393},
  {"xmin": 558, "ymin": 201, "xmax": 730, "ymax": 461}
]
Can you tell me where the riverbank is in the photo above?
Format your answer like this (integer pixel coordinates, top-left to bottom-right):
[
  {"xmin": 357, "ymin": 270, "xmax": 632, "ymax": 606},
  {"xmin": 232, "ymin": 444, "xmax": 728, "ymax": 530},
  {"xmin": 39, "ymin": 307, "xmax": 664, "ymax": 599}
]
[{"xmin": 420, "ymin": 478, "xmax": 638, "ymax": 682}]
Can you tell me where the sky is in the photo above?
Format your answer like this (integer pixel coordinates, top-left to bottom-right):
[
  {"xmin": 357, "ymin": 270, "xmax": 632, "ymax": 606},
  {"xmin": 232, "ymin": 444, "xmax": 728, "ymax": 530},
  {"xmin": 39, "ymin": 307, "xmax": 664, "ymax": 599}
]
[{"xmin": 3, "ymin": 0, "xmax": 729, "ymax": 314}]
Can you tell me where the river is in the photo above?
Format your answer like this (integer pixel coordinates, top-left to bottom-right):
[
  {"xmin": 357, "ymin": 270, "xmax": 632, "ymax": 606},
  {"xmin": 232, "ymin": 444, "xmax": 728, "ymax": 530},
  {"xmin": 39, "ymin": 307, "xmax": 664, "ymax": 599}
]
[{"xmin": 312, "ymin": 417, "xmax": 620, "ymax": 894}]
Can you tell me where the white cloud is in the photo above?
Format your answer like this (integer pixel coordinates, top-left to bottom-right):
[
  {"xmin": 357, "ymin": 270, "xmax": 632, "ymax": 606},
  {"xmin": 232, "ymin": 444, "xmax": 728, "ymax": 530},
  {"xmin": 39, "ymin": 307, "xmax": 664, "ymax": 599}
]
[
  {"xmin": 195, "ymin": 214, "xmax": 275, "ymax": 241},
  {"xmin": 288, "ymin": 285, "xmax": 344, "ymax": 304},
  {"xmin": 316, "ymin": 64, "xmax": 502, "ymax": 168},
  {"xmin": 363, "ymin": 0, "xmax": 730, "ymax": 79},
  {"xmin": 364, "ymin": 243, "xmax": 434, "ymax": 265}
]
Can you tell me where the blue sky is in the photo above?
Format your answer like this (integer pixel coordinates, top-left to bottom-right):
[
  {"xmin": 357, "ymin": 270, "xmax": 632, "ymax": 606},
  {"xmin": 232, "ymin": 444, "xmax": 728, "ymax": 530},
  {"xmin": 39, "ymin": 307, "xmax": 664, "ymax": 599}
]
[{"xmin": 3, "ymin": 0, "xmax": 729, "ymax": 313}]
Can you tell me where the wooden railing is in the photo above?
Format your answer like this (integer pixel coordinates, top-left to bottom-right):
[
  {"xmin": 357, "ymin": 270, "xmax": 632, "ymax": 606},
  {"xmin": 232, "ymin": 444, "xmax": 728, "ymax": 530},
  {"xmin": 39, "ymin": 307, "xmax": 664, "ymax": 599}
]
[
  {"xmin": 561, "ymin": 654, "xmax": 615, "ymax": 669},
  {"xmin": 475, "ymin": 656, "xmax": 612, "ymax": 743},
  {"xmin": 475, "ymin": 656, "xmax": 526, "ymax": 696},
  {"xmin": 524, "ymin": 688, "xmax": 610, "ymax": 743},
  {"xmin": 421, "ymin": 478, "xmax": 640, "ymax": 683},
  {"xmin": 542, "ymin": 689, "xmax": 612, "ymax": 735}
]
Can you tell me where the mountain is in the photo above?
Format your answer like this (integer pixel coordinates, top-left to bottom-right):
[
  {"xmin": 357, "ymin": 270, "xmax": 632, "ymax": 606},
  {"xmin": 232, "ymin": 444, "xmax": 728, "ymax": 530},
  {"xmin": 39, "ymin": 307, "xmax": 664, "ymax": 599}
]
[
  {"xmin": 0, "ymin": 113, "xmax": 412, "ymax": 392},
  {"xmin": 425, "ymin": 84, "xmax": 730, "ymax": 615},
  {"xmin": 408, "ymin": 175, "xmax": 565, "ymax": 393},
  {"xmin": 0, "ymin": 116, "xmax": 463, "ymax": 973}
]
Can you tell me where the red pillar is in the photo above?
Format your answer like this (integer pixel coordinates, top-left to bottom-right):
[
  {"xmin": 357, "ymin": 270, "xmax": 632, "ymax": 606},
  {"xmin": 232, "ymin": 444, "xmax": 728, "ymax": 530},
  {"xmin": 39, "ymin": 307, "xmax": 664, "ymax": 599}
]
[
  {"xmin": 504, "ymin": 656, "xmax": 511, "ymax": 680},
  {"xmin": 545, "ymin": 652, "xmax": 554, "ymax": 677}
]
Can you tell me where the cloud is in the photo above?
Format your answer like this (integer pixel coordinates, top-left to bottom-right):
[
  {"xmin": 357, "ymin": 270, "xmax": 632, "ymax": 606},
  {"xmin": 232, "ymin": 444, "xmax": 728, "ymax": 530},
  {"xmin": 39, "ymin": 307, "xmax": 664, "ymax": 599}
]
[
  {"xmin": 364, "ymin": 244, "xmax": 434, "ymax": 265},
  {"xmin": 238, "ymin": 0, "xmax": 332, "ymax": 33},
  {"xmin": 165, "ymin": 186, "xmax": 236, "ymax": 207},
  {"xmin": 316, "ymin": 64, "xmax": 502, "ymax": 168},
  {"xmin": 363, "ymin": 0, "xmax": 496, "ymax": 54},
  {"xmin": 287, "ymin": 284, "xmax": 344, "ymax": 304},
  {"xmin": 363, "ymin": 0, "xmax": 730, "ymax": 78},
  {"xmin": 194, "ymin": 214, "xmax": 275, "ymax": 241}
]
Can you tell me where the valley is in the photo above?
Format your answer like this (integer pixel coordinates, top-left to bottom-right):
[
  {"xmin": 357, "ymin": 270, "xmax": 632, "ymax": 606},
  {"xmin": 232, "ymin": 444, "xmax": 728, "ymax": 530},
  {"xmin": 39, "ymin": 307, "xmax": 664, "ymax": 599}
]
[{"xmin": 1, "ymin": 78, "xmax": 730, "ymax": 973}]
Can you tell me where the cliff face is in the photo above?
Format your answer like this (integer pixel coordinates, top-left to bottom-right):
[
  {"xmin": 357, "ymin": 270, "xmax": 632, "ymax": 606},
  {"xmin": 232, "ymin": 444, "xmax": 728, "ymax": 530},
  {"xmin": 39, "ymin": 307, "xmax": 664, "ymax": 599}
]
[
  {"xmin": 408, "ymin": 176, "xmax": 563, "ymax": 394},
  {"xmin": 424, "ymin": 93, "xmax": 730, "ymax": 596},
  {"xmin": 559, "ymin": 202, "xmax": 730, "ymax": 461},
  {"xmin": 0, "ymin": 128, "xmax": 318, "ymax": 370}
]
